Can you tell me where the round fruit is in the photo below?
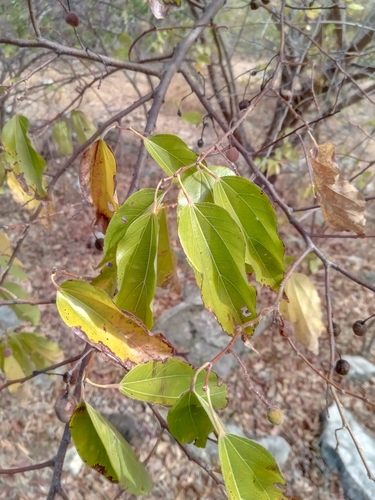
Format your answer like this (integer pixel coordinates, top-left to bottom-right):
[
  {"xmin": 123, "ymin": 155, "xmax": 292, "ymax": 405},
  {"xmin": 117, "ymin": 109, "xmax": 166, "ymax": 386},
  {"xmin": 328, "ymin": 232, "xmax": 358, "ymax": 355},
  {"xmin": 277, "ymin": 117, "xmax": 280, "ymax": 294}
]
[
  {"xmin": 54, "ymin": 393, "xmax": 77, "ymax": 423},
  {"xmin": 226, "ymin": 146, "xmax": 240, "ymax": 163},
  {"xmin": 267, "ymin": 408, "xmax": 284, "ymax": 426},
  {"xmin": 197, "ymin": 138, "xmax": 204, "ymax": 148},
  {"xmin": 335, "ymin": 359, "xmax": 350, "ymax": 376},
  {"xmin": 2, "ymin": 347, "xmax": 13, "ymax": 358},
  {"xmin": 238, "ymin": 99, "xmax": 250, "ymax": 111},
  {"xmin": 332, "ymin": 322, "xmax": 341, "ymax": 337},
  {"xmin": 250, "ymin": 1, "xmax": 259, "ymax": 9},
  {"xmin": 280, "ymin": 320, "xmax": 294, "ymax": 338},
  {"xmin": 262, "ymin": 0, "xmax": 270, "ymax": 4},
  {"xmin": 352, "ymin": 320, "xmax": 367, "ymax": 337},
  {"xmin": 65, "ymin": 12, "xmax": 80, "ymax": 28}
]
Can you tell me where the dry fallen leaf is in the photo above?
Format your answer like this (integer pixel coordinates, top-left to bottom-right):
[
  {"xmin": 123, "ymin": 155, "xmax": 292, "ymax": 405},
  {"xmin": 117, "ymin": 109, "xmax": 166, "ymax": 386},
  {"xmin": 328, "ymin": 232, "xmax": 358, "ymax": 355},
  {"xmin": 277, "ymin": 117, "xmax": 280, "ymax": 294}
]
[
  {"xmin": 311, "ymin": 143, "xmax": 366, "ymax": 235},
  {"xmin": 280, "ymin": 272, "xmax": 324, "ymax": 355},
  {"xmin": 80, "ymin": 139, "xmax": 118, "ymax": 233}
]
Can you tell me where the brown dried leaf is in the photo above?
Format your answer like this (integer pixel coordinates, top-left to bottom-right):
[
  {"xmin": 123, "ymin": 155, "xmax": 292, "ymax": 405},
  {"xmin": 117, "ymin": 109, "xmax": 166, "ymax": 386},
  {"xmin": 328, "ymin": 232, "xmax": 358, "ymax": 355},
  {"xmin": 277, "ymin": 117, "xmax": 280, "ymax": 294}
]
[
  {"xmin": 80, "ymin": 140, "xmax": 118, "ymax": 233},
  {"xmin": 311, "ymin": 143, "xmax": 366, "ymax": 235},
  {"xmin": 280, "ymin": 273, "xmax": 324, "ymax": 354}
]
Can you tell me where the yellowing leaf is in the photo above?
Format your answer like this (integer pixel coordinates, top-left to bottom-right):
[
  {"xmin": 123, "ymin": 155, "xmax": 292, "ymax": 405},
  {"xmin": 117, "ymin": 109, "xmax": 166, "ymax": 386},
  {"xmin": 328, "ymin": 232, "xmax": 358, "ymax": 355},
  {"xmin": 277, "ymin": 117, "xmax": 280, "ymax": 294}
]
[
  {"xmin": 1, "ymin": 114, "xmax": 47, "ymax": 197},
  {"xmin": 56, "ymin": 280, "xmax": 174, "ymax": 369},
  {"xmin": 7, "ymin": 172, "xmax": 53, "ymax": 221},
  {"xmin": 79, "ymin": 140, "xmax": 119, "ymax": 233},
  {"xmin": 311, "ymin": 143, "xmax": 366, "ymax": 235},
  {"xmin": 280, "ymin": 273, "xmax": 323, "ymax": 354}
]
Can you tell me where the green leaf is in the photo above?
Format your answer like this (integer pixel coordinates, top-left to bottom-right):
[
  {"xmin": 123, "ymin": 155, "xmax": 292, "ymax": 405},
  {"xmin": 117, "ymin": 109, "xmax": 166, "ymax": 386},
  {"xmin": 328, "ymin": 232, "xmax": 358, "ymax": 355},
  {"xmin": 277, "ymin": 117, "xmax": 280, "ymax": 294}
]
[
  {"xmin": 0, "ymin": 332, "xmax": 63, "ymax": 391},
  {"xmin": 1, "ymin": 114, "xmax": 46, "ymax": 196},
  {"xmin": 181, "ymin": 111, "xmax": 203, "ymax": 125},
  {"xmin": 56, "ymin": 279, "xmax": 173, "ymax": 369},
  {"xmin": 0, "ymin": 283, "xmax": 40, "ymax": 325},
  {"xmin": 177, "ymin": 167, "xmax": 233, "ymax": 212},
  {"xmin": 115, "ymin": 212, "xmax": 158, "ymax": 329},
  {"xmin": 100, "ymin": 189, "xmax": 157, "ymax": 267},
  {"xmin": 167, "ymin": 391, "xmax": 214, "ymax": 447},
  {"xmin": 0, "ymin": 255, "xmax": 28, "ymax": 281},
  {"xmin": 178, "ymin": 202, "xmax": 256, "ymax": 335},
  {"xmin": 52, "ymin": 120, "xmax": 73, "ymax": 155},
  {"xmin": 91, "ymin": 262, "xmax": 117, "ymax": 297},
  {"xmin": 120, "ymin": 358, "xmax": 227, "ymax": 408},
  {"xmin": 213, "ymin": 176, "xmax": 285, "ymax": 290},
  {"xmin": 157, "ymin": 208, "xmax": 177, "ymax": 288},
  {"xmin": 219, "ymin": 434, "xmax": 286, "ymax": 500},
  {"xmin": 70, "ymin": 402, "xmax": 152, "ymax": 495},
  {"xmin": 347, "ymin": 3, "xmax": 364, "ymax": 10},
  {"xmin": 144, "ymin": 134, "xmax": 198, "ymax": 178},
  {"xmin": 70, "ymin": 110, "xmax": 97, "ymax": 144}
]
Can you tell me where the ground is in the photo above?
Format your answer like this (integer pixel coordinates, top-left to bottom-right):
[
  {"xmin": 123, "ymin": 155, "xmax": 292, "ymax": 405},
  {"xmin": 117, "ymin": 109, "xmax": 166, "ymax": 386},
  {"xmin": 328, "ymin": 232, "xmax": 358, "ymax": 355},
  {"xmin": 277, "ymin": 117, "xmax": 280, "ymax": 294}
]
[{"xmin": 1, "ymin": 67, "xmax": 375, "ymax": 500}]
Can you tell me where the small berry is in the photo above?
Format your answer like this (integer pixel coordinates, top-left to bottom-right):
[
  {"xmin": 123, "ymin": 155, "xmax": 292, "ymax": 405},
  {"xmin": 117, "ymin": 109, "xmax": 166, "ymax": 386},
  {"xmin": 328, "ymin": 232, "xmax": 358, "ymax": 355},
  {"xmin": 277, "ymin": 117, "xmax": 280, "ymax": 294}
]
[
  {"xmin": 332, "ymin": 323, "xmax": 341, "ymax": 337},
  {"xmin": 2, "ymin": 347, "xmax": 13, "ymax": 358},
  {"xmin": 335, "ymin": 359, "xmax": 350, "ymax": 376},
  {"xmin": 262, "ymin": 0, "xmax": 270, "ymax": 4},
  {"xmin": 65, "ymin": 12, "xmax": 80, "ymax": 28},
  {"xmin": 197, "ymin": 138, "xmax": 204, "ymax": 148},
  {"xmin": 226, "ymin": 147, "xmax": 240, "ymax": 163},
  {"xmin": 54, "ymin": 393, "xmax": 77, "ymax": 423},
  {"xmin": 250, "ymin": 1, "xmax": 259, "ymax": 9},
  {"xmin": 280, "ymin": 320, "xmax": 294, "ymax": 338},
  {"xmin": 352, "ymin": 320, "xmax": 368, "ymax": 337},
  {"xmin": 267, "ymin": 408, "xmax": 284, "ymax": 426},
  {"xmin": 238, "ymin": 99, "xmax": 250, "ymax": 111}
]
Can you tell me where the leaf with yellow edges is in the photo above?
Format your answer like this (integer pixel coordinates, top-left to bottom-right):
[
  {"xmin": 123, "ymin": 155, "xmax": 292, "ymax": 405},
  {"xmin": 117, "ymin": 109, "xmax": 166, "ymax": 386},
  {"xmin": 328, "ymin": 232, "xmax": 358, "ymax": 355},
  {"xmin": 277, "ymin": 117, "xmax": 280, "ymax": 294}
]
[{"xmin": 56, "ymin": 279, "xmax": 174, "ymax": 369}]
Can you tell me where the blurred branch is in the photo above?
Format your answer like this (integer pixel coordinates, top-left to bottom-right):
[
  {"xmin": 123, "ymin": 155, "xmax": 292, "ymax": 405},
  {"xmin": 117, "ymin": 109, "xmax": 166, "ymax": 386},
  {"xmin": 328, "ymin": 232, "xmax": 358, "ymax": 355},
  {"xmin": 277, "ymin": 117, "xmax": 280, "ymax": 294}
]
[
  {"xmin": 27, "ymin": 0, "xmax": 41, "ymax": 39},
  {"xmin": 0, "ymin": 459, "xmax": 54, "ymax": 475},
  {"xmin": 126, "ymin": 0, "xmax": 227, "ymax": 197},
  {"xmin": 0, "ymin": 352, "xmax": 84, "ymax": 393},
  {"xmin": 0, "ymin": 36, "xmax": 161, "ymax": 77},
  {"xmin": 47, "ymin": 345, "xmax": 95, "ymax": 500}
]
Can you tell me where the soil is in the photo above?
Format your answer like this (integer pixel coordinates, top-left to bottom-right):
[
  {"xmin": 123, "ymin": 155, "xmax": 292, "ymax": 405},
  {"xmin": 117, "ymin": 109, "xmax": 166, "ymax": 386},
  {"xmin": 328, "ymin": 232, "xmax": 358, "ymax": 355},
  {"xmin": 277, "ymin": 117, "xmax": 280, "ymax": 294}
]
[{"xmin": 1, "ymin": 66, "xmax": 375, "ymax": 500}]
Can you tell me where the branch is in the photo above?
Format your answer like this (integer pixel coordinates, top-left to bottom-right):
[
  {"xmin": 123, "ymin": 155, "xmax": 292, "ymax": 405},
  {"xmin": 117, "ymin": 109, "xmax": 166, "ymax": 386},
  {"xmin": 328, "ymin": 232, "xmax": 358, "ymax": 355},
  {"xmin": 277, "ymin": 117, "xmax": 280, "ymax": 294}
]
[
  {"xmin": 0, "ymin": 298, "xmax": 56, "ymax": 306},
  {"xmin": 126, "ymin": 0, "xmax": 227, "ymax": 197},
  {"xmin": 27, "ymin": 0, "xmax": 41, "ymax": 39},
  {"xmin": 47, "ymin": 345, "xmax": 94, "ymax": 500},
  {"xmin": 0, "ymin": 353, "xmax": 84, "ymax": 393},
  {"xmin": 149, "ymin": 405, "xmax": 224, "ymax": 488},
  {"xmin": 0, "ymin": 36, "xmax": 161, "ymax": 77},
  {"xmin": 0, "ymin": 459, "xmax": 54, "ymax": 475}
]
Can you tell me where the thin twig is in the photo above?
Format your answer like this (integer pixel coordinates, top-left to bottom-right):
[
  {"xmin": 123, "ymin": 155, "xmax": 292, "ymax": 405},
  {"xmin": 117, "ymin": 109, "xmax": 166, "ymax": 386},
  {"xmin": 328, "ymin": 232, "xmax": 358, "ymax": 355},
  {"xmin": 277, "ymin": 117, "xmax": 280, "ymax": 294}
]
[
  {"xmin": 0, "ymin": 353, "xmax": 84, "ymax": 393},
  {"xmin": 27, "ymin": 0, "xmax": 41, "ymax": 38},
  {"xmin": 0, "ymin": 459, "xmax": 54, "ymax": 475}
]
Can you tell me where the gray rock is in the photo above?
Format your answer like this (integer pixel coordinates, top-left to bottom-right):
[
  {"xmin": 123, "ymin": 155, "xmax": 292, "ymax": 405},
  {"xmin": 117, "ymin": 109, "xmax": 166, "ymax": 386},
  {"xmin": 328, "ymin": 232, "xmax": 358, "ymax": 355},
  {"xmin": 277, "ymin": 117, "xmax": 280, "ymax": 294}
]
[
  {"xmin": 0, "ymin": 306, "xmax": 21, "ymax": 335},
  {"xmin": 320, "ymin": 404, "xmax": 375, "ymax": 500},
  {"xmin": 153, "ymin": 284, "xmax": 246, "ymax": 379},
  {"xmin": 256, "ymin": 436, "xmax": 291, "ymax": 467},
  {"xmin": 342, "ymin": 356, "xmax": 375, "ymax": 382}
]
